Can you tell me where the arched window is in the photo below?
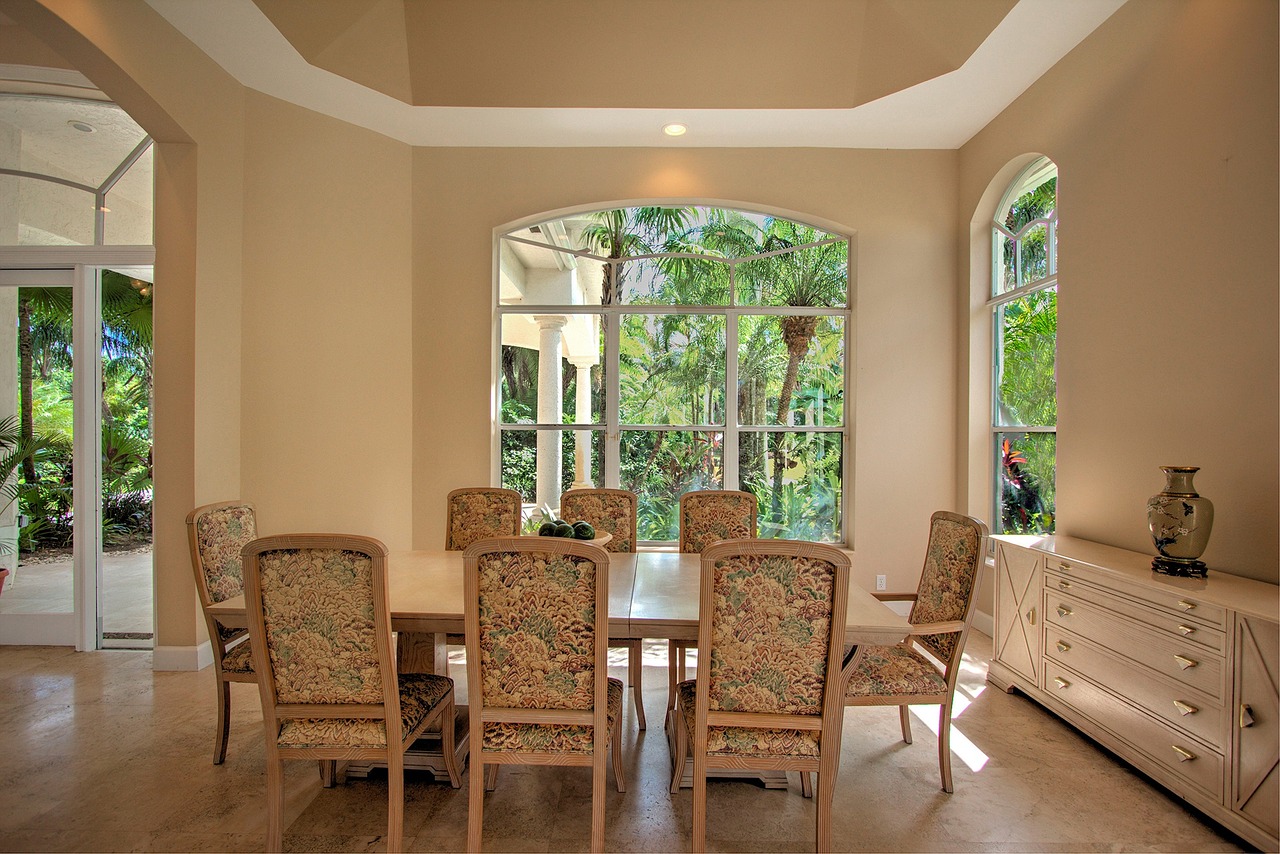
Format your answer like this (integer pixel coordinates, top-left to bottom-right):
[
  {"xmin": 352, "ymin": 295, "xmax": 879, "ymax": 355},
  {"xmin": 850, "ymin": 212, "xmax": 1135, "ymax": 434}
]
[
  {"xmin": 497, "ymin": 206, "xmax": 850, "ymax": 544},
  {"xmin": 991, "ymin": 160, "xmax": 1057, "ymax": 534}
]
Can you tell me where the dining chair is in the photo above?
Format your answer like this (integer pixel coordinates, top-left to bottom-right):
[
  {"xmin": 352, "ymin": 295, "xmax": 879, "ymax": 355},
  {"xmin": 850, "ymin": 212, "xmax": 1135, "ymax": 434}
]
[
  {"xmin": 464, "ymin": 536, "xmax": 626, "ymax": 853},
  {"xmin": 185, "ymin": 500, "xmax": 260, "ymax": 765},
  {"xmin": 668, "ymin": 490, "xmax": 758, "ymax": 714},
  {"xmin": 243, "ymin": 533, "xmax": 461, "ymax": 853},
  {"xmin": 670, "ymin": 538, "xmax": 851, "ymax": 853},
  {"xmin": 445, "ymin": 487, "xmax": 523, "ymax": 551},
  {"xmin": 560, "ymin": 487, "xmax": 646, "ymax": 730},
  {"xmin": 844, "ymin": 510, "xmax": 989, "ymax": 793}
]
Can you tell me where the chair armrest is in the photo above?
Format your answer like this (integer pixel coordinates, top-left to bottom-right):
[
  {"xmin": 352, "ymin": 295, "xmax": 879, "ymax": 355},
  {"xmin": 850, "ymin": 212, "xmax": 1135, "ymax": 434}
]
[
  {"xmin": 873, "ymin": 592, "xmax": 917, "ymax": 602},
  {"xmin": 907, "ymin": 620, "xmax": 967, "ymax": 636}
]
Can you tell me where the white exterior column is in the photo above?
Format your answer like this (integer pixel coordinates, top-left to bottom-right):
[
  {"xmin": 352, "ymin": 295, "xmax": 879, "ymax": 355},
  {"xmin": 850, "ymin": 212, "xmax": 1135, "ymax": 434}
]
[
  {"xmin": 534, "ymin": 316, "xmax": 567, "ymax": 511},
  {"xmin": 569, "ymin": 359, "xmax": 595, "ymax": 489}
]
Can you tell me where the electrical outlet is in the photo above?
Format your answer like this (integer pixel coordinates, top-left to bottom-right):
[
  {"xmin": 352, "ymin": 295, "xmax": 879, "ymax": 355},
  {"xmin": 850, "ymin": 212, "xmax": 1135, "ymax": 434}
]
[{"xmin": 875, "ymin": 575, "xmax": 886, "ymax": 591}]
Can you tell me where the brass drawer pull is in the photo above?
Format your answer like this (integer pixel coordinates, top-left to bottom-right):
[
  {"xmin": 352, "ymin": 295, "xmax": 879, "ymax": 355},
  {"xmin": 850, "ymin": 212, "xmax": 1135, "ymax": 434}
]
[
  {"xmin": 1173, "ymin": 700, "xmax": 1198, "ymax": 716},
  {"xmin": 1025, "ymin": 607, "xmax": 1036, "ymax": 625},
  {"xmin": 1056, "ymin": 641, "xmax": 1071, "ymax": 653},
  {"xmin": 1240, "ymin": 704, "xmax": 1255, "ymax": 729},
  {"xmin": 1054, "ymin": 677, "xmax": 1070, "ymax": 689},
  {"xmin": 1171, "ymin": 745, "xmax": 1196, "ymax": 762},
  {"xmin": 1177, "ymin": 600, "xmax": 1197, "ymax": 612},
  {"xmin": 1057, "ymin": 562, "xmax": 1071, "ymax": 571},
  {"xmin": 1057, "ymin": 606, "xmax": 1072, "ymax": 618},
  {"xmin": 1174, "ymin": 654, "xmax": 1198, "ymax": 670},
  {"xmin": 1057, "ymin": 579, "xmax": 1071, "ymax": 590},
  {"xmin": 1177, "ymin": 624, "xmax": 1196, "ymax": 636}
]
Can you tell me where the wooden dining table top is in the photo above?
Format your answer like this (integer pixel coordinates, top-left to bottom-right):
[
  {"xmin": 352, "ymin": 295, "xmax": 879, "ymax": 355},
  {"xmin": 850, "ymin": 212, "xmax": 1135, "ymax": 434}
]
[{"xmin": 206, "ymin": 548, "xmax": 910, "ymax": 645}]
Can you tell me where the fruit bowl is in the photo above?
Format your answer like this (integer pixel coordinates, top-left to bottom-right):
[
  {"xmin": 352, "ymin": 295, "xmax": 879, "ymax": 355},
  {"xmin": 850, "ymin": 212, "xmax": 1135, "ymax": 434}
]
[{"xmin": 527, "ymin": 531, "xmax": 612, "ymax": 548}]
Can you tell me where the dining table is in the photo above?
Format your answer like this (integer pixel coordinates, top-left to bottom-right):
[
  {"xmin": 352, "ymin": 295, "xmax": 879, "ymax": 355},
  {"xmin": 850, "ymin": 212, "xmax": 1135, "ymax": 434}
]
[{"xmin": 207, "ymin": 547, "xmax": 911, "ymax": 784}]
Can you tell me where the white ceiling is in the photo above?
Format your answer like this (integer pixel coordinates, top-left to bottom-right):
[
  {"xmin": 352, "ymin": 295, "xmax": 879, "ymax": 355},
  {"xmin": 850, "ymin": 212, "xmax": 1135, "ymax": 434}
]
[{"xmin": 144, "ymin": 0, "xmax": 1127, "ymax": 149}]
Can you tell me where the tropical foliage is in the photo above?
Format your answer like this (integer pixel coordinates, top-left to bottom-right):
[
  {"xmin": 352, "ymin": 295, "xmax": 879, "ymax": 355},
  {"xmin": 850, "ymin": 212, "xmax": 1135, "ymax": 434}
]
[
  {"xmin": 500, "ymin": 206, "xmax": 848, "ymax": 543},
  {"xmin": 14, "ymin": 271, "xmax": 153, "ymax": 552}
]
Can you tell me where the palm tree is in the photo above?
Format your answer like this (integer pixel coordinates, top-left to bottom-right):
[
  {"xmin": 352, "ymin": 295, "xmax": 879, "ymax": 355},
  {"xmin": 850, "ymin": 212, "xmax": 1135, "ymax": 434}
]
[
  {"xmin": 578, "ymin": 206, "xmax": 694, "ymax": 306},
  {"xmin": 18, "ymin": 287, "xmax": 72, "ymax": 484}
]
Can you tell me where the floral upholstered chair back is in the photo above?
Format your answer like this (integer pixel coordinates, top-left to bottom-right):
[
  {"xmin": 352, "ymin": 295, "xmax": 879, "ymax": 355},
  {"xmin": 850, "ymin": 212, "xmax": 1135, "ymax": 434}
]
[
  {"xmin": 188, "ymin": 501, "xmax": 258, "ymax": 607},
  {"xmin": 696, "ymin": 540, "xmax": 849, "ymax": 755},
  {"xmin": 244, "ymin": 535, "xmax": 398, "ymax": 745},
  {"xmin": 464, "ymin": 537, "xmax": 612, "ymax": 753},
  {"xmin": 679, "ymin": 490, "xmax": 758, "ymax": 553},
  {"xmin": 560, "ymin": 488, "xmax": 637, "ymax": 553},
  {"xmin": 445, "ymin": 487, "xmax": 522, "ymax": 551},
  {"xmin": 907, "ymin": 511, "xmax": 987, "ymax": 667}
]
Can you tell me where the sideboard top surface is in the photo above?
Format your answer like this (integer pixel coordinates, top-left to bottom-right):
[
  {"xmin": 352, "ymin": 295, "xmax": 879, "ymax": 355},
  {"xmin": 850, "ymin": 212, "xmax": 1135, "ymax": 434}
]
[{"xmin": 993, "ymin": 534, "xmax": 1279, "ymax": 623}]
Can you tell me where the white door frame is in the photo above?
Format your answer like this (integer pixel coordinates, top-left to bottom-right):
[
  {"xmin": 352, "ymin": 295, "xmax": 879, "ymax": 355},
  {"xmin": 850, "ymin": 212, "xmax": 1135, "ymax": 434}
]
[{"xmin": 0, "ymin": 245, "xmax": 154, "ymax": 650}]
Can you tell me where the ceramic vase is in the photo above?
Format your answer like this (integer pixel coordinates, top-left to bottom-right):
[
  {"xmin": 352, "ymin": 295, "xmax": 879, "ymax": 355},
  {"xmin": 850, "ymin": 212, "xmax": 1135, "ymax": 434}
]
[{"xmin": 1147, "ymin": 466, "xmax": 1214, "ymax": 576}]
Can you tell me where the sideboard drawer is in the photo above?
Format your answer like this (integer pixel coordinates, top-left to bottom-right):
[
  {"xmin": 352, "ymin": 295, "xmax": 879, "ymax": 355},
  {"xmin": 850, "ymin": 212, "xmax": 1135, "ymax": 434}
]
[
  {"xmin": 1045, "ymin": 625, "xmax": 1225, "ymax": 749},
  {"xmin": 1043, "ymin": 557, "xmax": 1226, "ymax": 629},
  {"xmin": 1045, "ymin": 660, "xmax": 1224, "ymax": 799},
  {"xmin": 1046, "ymin": 592, "xmax": 1224, "ymax": 698},
  {"xmin": 1045, "ymin": 569, "xmax": 1226, "ymax": 653}
]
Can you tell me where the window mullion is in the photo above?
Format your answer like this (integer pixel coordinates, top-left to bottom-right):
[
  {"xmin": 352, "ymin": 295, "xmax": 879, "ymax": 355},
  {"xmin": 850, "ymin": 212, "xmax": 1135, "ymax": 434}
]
[
  {"xmin": 604, "ymin": 301, "xmax": 620, "ymax": 489},
  {"xmin": 724, "ymin": 312, "xmax": 739, "ymax": 489}
]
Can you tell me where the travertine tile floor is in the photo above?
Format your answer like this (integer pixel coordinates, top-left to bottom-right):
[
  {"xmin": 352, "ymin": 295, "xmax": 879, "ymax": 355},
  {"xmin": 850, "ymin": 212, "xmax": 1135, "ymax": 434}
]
[{"xmin": 0, "ymin": 633, "xmax": 1245, "ymax": 853}]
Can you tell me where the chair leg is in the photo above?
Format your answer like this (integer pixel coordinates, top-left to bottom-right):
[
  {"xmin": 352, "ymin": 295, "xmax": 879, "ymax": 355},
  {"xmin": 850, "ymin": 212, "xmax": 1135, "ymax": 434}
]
[
  {"xmin": 214, "ymin": 674, "xmax": 231, "ymax": 765},
  {"xmin": 611, "ymin": 712, "xmax": 627, "ymax": 793},
  {"xmin": 939, "ymin": 701, "xmax": 954, "ymax": 793},
  {"xmin": 666, "ymin": 640, "xmax": 680, "ymax": 713},
  {"xmin": 467, "ymin": 757, "xmax": 485, "ymax": 853},
  {"xmin": 265, "ymin": 754, "xmax": 284, "ymax": 853},
  {"xmin": 899, "ymin": 704, "xmax": 913, "ymax": 744},
  {"xmin": 629, "ymin": 641, "xmax": 646, "ymax": 730},
  {"xmin": 816, "ymin": 770, "xmax": 834, "ymax": 854},
  {"xmin": 591, "ymin": 755, "xmax": 606, "ymax": 854},
  {"xmin": 692, "ymin": 744, "xmax": 708, "ymax": 854},
  {"xmin": 800, "ymin": 771, "xmax": 813, "ymax": 798},
  {"xmin": 484, "ymin": 762, "xmax": 498, "ymax": 791},
  {"xmin": 387, "ymin": 750, "xmax": 405, "ymax": 854},
  {"xmin": 441, "ymin": 696, "xmax": 462, "ymax": 789},
  {"xmin": 669, "ymin": 707, "xmax": 687, "ymax": 794}
]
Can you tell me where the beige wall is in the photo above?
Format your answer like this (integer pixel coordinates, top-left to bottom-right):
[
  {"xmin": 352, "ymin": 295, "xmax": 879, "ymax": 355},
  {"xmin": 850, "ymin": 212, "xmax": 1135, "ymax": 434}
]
[
  {"xmin": 412, "ymin": 147, "xmax": 960, "ymax": 592},
  {"xmin": 959, "ymin": 0, "xmax": 1279, "ymax": 582},
  {"xmin": 240, "ymin": 92, "xmax": 415, "ymax": 548}
]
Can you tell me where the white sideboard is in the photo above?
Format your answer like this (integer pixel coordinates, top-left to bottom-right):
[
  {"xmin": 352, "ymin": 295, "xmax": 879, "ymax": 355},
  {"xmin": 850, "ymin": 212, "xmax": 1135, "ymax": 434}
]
[{"xmin": 989, "ymin": 535, "xmax": 1279, "ymax": 851}]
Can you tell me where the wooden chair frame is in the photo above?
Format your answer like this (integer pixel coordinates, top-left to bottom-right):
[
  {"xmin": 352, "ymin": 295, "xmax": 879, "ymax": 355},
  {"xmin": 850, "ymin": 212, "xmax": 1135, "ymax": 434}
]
[
  {"xmin": 561, "ymin": 487, "xmax": 646, "ymax": 730},
  {"xmin": 185, "ymin": 500, "xmax": 259, "ymax": 765},
  {"xmin": 672, "ymin": 539, "xmax": 851, "ymax": 853},
  {"xmin": 244, "ymin": 534, "xmax": 460, "ymax": 853},
  {"xmin": 464, "ymin": 536, "xmax": 624, "ymax": 853},
  {"xmin": 844, "ymin": 510, "xmax": 989, "ymax": 793},
  {"xmin": 668, "ymin": 490, "xmax": 759, "ymax": 714}
]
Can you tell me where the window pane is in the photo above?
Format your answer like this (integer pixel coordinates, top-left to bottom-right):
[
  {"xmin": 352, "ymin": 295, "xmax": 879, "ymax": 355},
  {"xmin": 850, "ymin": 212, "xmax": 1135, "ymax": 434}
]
[
  {"xmin": 1, "ymin": 175, "xmax": 94, "ymax": 246},
  {"xmin": 619, "ymin": 314, "xmax": 725, "ymax": 425},
  {"xmin": 738, "ymin": 314, "xmax": 843, "ymax": 426},
  {"xmin": 994, "ymin": 288, "xmax": 1057, "ymax": 427},
  {"xmin": 103, "ymin": 145, "xmax": 153, "ymax": 245},
  {"xmin": 740, "ymin": 431, "xmax": 842, "ymax": 542},
  {"xmin": 997, "ymin": 431, "xmax": 1055, "ymax": 534},
  {"xmin": 501, "ymin": 428, "xmax": 604, "ymax": 510},
  {"xmin": 619, "ymin": 257, "xmax": 729, "ymax": 306},
  {"xmin": 499, "ymin": 236, "xmax": 599, "ymax": 306},
  {"xmin": 736, "ymin": 238, "xmax": 847, "ymax": 308},
  {"xmin": 500, "ymin": 314, "xmax": 602, "ymax": 424},
  {"xmin": 1018, "ymin": 222, "xmax": 1050, "ymax": 285},
  {"xmin": 994, "ymin": 231, "xmax": 1017, "ymax": 295},
  {"xmin": 620, "ymin": 430, "xmax": 722, "ymax": 540}
]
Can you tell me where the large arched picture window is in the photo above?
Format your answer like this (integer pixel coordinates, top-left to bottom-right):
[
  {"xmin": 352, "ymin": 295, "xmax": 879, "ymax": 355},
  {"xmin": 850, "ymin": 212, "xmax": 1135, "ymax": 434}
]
[
  {"xmin": 497, "ymin": 206, "xmax": 850, "ymax": 543},
  {"xmin": 991, "ymin": 160, "xmax": 1057, "ymax": 534}
]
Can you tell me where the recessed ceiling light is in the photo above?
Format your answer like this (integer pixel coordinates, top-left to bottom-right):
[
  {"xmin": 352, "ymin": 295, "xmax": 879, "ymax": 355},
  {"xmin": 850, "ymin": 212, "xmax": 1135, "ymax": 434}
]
[
  {"xmin": 68, "ymin": 120, "xmax": 96, "ymax": 133},
  {"xmin": 662, "ymin": 123, "xmax": 687, "ymax": 137}
]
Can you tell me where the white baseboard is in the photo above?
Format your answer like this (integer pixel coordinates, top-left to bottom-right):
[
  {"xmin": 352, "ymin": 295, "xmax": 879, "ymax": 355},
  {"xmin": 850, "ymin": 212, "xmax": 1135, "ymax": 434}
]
[
  {"xmin": 153, "ymin": 640, "xmax": 212, "ymax": 671},
  {"xmin": 0, "ymin": 612, "xmax": 76, "ymax": 646},
  {"xmin": 972, "ymin": 608, "xmax": 994, "ymax": 639}
]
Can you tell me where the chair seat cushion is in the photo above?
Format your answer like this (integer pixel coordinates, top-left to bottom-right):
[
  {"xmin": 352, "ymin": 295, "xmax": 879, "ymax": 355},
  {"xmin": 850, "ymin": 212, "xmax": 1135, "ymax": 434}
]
[
  {"xmin": 220, "ymin": 639, "xmax": 254, "ymax": 674},
  {"xmin": 276, "ymin": 673, "xmax": 453, "ymax": 749},
  {"xmin": 482, "ymin": 677, "xmax": 623, "ymax": 754},
  {"xmin": 845, "ymin": 644, "xmax": 948, "ymax": 697},
  {"xmin": 676, "ymin": 680, "xmax": 821, "ymax": 758}
]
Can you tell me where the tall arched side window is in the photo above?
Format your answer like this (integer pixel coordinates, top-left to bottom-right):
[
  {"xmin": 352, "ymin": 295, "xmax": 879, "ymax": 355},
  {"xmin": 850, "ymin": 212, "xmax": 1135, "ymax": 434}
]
[
  {"xmin": 496, "ymin": 206, "xmax": 850, "ymax": 544},
  {"xmin": 991, "ymin": 160, "xmax": 1057, "ymax": 534}
]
